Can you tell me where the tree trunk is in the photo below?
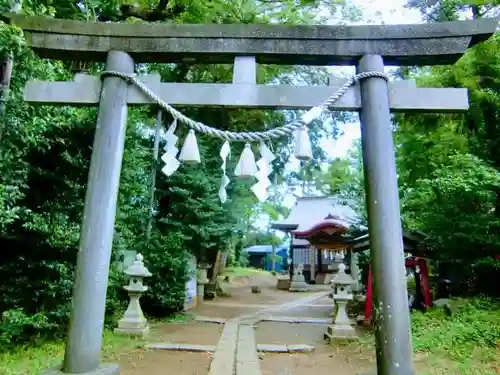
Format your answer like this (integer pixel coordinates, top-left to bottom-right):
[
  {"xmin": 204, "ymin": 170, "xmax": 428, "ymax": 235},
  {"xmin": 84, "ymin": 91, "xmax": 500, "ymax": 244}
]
[{"xmin": 271, "ymin": 244, "xmax": 276, "ymax": 272}]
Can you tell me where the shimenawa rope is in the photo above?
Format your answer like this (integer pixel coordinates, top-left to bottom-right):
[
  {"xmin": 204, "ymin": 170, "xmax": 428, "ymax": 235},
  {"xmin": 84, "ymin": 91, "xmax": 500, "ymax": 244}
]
[{"xmin": 100, "ymin": 70, "xmax": 388, "ymax": 142}]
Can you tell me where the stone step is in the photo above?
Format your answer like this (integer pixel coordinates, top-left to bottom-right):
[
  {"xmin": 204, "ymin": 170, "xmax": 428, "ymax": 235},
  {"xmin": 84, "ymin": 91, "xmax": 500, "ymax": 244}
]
[
  {"xmin": 257, "ymin": 344, "xmax": 315, "ymax": 353},
  {"xmin": 145, "ymin": 343, "xmax": 216, "ymax": 352},
  {"xmin": 207, "ymin": 322, "xmax": 239, "ymax": 375},
  {"xmin": 195, "ymin": 316, "xmax": 226, "ymax": 324},
  {"xmin": 259, "ymin": 315, "xmax": 330, "ymax": 324}
]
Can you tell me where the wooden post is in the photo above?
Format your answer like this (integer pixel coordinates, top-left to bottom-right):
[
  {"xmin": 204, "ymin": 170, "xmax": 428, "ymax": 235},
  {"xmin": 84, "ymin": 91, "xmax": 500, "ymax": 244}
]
[
  {"xmin": 364, "ymin": 266, "xmax": 373, "ymax": 324},
  {"xmin": 309, "ymin": 245, "xmax": 316, "ymax": 283},
  {"xmin": 146, "ymin": 109, "xmax": 163, "ymax": 240}
]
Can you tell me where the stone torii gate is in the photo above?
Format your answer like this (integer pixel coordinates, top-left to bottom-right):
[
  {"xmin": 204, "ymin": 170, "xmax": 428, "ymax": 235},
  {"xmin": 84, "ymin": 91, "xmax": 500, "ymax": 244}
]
[{"xmin": 3, "ymin": 13, "xmax": 496, "ymax": 375}]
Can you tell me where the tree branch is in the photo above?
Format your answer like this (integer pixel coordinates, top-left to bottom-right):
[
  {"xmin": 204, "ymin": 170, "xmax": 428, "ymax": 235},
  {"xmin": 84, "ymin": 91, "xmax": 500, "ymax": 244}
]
[{"xmin": 98, "ymin": 1, "xmax": 186, "ymax": 22}]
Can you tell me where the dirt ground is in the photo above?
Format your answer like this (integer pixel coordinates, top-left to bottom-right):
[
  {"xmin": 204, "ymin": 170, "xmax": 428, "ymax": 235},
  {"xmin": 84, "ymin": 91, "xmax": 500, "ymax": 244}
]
[
  {"xmin": 270, "ymin": 294, "xmax": 334, "ymax": 319},
  {"xmin": 260, "ymin": 351, "xmax": 375, "ymax": 375},
  {"xmin": 255, "ymin": 320, "xmax": 375, "ymax": 374},
  {"xmin": 255, "ymin": 322, "xmax": 327, "ymax": 346},
  {"xmin": 192, "ymin": 274, "xmax": 318, "ymax": 319},
  {"xmin": 152, "ymin": 321, "xmax": 223, "ymax": 346},
  {"xmin": 120, "ymin": 350, "xmax": 212, "ymax": 375}
]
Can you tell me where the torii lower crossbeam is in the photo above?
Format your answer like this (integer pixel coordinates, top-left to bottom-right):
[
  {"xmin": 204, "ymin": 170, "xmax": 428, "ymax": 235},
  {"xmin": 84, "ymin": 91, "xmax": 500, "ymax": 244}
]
[{"xmin": 24, "ymin": 73, "xmax": 468, "ymax": 112}]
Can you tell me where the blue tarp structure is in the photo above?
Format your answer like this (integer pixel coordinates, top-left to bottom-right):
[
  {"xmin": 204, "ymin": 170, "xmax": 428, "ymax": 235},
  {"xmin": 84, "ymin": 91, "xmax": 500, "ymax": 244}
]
[{"xmin": 244, "ymin": 244, "xmax": 288, "ymax": 272}]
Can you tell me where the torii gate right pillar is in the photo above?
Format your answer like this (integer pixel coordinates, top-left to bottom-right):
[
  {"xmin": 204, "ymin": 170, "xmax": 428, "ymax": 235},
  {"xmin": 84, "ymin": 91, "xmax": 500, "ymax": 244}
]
[{"xmin": 358, "ymin": 54, "xmax": 412, "ymax": 375}]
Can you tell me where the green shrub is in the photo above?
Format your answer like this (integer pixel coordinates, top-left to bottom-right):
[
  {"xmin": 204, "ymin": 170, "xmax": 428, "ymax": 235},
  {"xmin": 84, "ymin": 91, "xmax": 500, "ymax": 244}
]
[
  {"xmin": 135, "ymin": 232, "xmax": 190, "ymax": 317},
  {"xmin": 105, "ymin": 266, "xmax": 128, "ymax": 327},
  {"xmin": 411, "ymin": 297, "xmax": 500, "ymax": 359},
  {"xmin": 238, "ymin": 250, "xmax": 249, "ymax": 267},
  {"xmin": 0, "ymin": 309, "xmax": 59, "ymax": 347}
]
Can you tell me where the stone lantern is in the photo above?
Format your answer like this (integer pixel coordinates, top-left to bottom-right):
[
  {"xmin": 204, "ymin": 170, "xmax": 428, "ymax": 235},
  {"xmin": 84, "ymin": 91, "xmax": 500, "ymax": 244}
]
[
  {"xmin": 197, "ymin": 263, "xmax": 211, "ymax": 302},
  {"xmin": 324, "ymin": 262, "xmax": 358, "ymax": 340},
  {"xmin": 114, "ymin": 253, "xmax": 152, "ymax": 337}
]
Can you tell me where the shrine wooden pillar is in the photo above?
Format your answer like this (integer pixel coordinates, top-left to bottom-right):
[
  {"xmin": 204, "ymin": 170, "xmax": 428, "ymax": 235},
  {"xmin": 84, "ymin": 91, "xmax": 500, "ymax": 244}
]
[{"xmin": 309, "ymin": 245, "xmax": 316, "ymax": 282}]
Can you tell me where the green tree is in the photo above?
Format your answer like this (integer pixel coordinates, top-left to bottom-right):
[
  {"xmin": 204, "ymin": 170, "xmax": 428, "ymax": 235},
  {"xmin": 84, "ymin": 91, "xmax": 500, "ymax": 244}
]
[
  {"xmin": 393, "ymin": 0, "xmax": 500, "ymax": 293},
  {"xmin": 0, "ymin": 0, "xmax": 359, "ymax": 345}
]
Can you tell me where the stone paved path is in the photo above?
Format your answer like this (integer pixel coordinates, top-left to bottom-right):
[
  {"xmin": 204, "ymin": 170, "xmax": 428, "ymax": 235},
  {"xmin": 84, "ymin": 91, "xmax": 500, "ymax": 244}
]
[{"xmin": 206, "ymin": 291, "xmax": 329, "ymax": 375}]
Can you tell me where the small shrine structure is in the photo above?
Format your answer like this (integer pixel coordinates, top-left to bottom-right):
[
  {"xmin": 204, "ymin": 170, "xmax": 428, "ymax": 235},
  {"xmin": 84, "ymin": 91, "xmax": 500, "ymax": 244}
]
[
  {"xmin": 272, "ymin": 196, "xmax": 428, "ymax": 286},
  {"xmin": 271, "ymin": 196, "xmax": 365, "ymax": 284},
  {"xmin": 272, "ymin": 195, "xmax": 432, "ymax": 326}
]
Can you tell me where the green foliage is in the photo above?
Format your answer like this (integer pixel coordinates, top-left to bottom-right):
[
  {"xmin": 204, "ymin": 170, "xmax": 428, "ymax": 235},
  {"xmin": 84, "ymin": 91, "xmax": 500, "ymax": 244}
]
[
  {"xmin": 243, "ymin": 231, "xmax": 282, "ymax": 247},
  {"xmin": 315, "ymin": 141, "xmax": 366, "ymax": 220},
  {"xmin": 402, "ymin": 153, "xmax": 500, "ymax": 259},
  {"xmin": 136, "ymin": 233, "xmax": 191, "ymax": 316},
  {"xmin": 0, "ymin": 330, "xmax": 144, "ymax": 375},
  {"xmin": 394, "ymin": 0, "xmax": 500, "ymax": 281},
  {"xmin": 411, "ymin": 298, "xmax": 500, "ymax": 357},
  {"xmin": 266, "ymin": 253, "xmax": 282, "ymax": 264},
  {"xmin": 0, "ymin": 309, "xmax": 57, "ymax": 347},
  {"xmin": 356, "ymin": 298, "xmax": 500, "ymax": 373},
  {"xmin": 238, "ymin": 249, "xmax": 250, "ymax": 267},
  {"xmin": 0, "ymin": 22, "xmax": 25, "ymax": 57}
]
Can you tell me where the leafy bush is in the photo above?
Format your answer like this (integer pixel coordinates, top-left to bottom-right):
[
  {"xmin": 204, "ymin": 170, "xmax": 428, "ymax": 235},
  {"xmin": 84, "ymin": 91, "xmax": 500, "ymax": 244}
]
[
  {"xmin": 238, "ymin": 249, "xmax": 250, "ymax": 267},
  {"xmin": 411, "ymin": 297, "xmax": 500, "ymax": 359},
  {"xmin": 105, "ymin": 266, "xmax": 128, "ymax": 327},
  {"xmin": 0, "ymin": 309, "xmax": 58, "ymax": 347},
  {"xmin": 135, "ymin": 232, "xmax": 190, "ymax": 317}
]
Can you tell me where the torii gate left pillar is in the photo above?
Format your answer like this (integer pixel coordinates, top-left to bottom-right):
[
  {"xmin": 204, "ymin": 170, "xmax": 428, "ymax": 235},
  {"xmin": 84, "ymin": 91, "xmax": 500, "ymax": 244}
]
[
  {"xmin": 63, "ymin": 51, "xmax": 133, "ymax": 374},
  {"xmin": 5, "ymin": 12, "xmax": 496, "ymax": 375}
]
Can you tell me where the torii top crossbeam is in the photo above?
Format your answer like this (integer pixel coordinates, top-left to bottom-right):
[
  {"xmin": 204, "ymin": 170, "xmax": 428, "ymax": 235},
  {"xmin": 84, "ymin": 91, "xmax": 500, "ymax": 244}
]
[{"xmin": 1, "ymin": 13, "xmax": 497, "ymax": 65}]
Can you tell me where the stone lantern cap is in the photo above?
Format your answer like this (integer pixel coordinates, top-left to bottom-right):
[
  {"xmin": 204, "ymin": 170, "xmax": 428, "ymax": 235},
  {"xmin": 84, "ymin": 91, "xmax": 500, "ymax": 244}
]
[
  {"xmin": 124, "ymin": 253, "xmax": 152, "ymax": 278},
  {"xmin": 332, "ymin": 263, "xmax": 354, "ymax": 285}
]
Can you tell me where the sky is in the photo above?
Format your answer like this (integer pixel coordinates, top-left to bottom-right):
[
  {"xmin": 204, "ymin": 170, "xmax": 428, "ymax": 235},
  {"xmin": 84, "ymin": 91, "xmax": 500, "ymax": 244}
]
[{"xmin": 277, "ymin": 0, "xmax": 423, "ymax": 211}]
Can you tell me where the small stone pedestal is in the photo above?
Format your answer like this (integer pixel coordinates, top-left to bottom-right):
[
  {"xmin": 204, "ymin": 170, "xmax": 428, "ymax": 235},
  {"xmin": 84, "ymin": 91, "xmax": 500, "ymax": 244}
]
[
  {"xmin": 276, "ymin": 277, "xmax": 290, "ymax": 290},
  {"xmin": 324, "ymin": 263, "xmax": 358, "ymax": 341},
  {"xmin": 114, "ymin": 253, "xmax": 151, "ymax": 337},
  {"xmin": 289, "ymin": 263, "xmax": 309, "ymax": 292},
  {"xmin": 197, "ymin": 264, "xmax": 211, "ymax": 302}
]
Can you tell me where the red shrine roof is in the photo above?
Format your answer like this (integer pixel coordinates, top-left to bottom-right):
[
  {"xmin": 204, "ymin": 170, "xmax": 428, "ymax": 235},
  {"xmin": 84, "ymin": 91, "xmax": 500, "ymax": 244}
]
[
  {"xmin": 292, "ymin": 214, "xmax": 349, "ymax": 237},
  {"xmin": 271, "ymin": 196, "xmax": 364, "ymax": 246}
]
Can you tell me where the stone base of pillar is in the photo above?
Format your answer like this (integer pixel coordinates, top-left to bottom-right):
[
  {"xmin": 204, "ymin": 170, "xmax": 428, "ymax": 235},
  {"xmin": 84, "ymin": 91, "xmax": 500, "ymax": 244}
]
[
  {"xmin": 43, "ymin": 363, "xmax": 120, "ymax": 375},
  {"xmin": 324, "ymin": 324, "xmax": 358, "ymax": 341},
  {"xmin": 114, "ymin": 325, "xmax": 150, "ymax": 337},
  {"xmin": 289, "ymin": 275, "xmax": 309, "ymax": 292}
]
